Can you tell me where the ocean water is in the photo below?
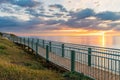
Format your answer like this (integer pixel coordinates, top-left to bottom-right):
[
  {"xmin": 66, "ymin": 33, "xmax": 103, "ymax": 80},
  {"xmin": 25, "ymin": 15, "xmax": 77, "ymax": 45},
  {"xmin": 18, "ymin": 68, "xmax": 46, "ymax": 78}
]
[{"xmin": 35, "ymin": 35, "xmax": 120, "ymax": 49}]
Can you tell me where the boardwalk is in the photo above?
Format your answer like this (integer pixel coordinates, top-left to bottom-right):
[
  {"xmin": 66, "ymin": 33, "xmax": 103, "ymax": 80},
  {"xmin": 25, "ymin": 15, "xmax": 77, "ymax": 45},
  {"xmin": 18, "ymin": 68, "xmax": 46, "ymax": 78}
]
[{"xmin": 37, "ymin": 47, "xmax": 120, "ymax": 80}]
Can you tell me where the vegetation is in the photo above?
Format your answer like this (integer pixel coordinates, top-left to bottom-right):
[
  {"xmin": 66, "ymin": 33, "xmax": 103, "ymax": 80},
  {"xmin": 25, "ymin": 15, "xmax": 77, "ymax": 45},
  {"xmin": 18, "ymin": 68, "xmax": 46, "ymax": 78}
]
[
  {"xmin": 0, "ymin": 36, "xmax": 94, "ymax": 80},
  {"xmin": 0, "ymin": 36, "xmax": 64, "ymax": 80},
  {"xmin": 0, "ymin": 32, "xmax": 3, "ymax": 37},
  {"xmin": 63, "ymin": 72, "xmax": 94, "ymax": 80},
  {"xmin": 10, "ymin": 33, "xmax": 17, "ymax": 37}
]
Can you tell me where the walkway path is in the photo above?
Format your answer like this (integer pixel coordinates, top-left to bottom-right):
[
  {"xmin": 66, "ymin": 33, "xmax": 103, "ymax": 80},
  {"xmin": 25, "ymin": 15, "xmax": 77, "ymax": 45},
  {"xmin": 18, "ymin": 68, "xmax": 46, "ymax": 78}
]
[{"xmin": 37, "ymin": 47, "xmax": 120, "ymax": 80}]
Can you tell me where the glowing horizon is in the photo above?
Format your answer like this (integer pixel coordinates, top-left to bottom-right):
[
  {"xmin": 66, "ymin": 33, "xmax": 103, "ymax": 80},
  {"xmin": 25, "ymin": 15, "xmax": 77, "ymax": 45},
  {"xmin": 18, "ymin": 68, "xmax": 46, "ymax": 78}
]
[{"xmin": 11, "ymin": 30, "xmax": 115, "ymax": 37}]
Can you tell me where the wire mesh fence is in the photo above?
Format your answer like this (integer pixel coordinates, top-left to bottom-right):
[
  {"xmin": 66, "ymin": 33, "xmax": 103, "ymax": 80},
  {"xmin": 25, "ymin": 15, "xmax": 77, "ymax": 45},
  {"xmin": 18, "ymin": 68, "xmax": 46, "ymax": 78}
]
[{"xmin": 7, "ymin": 36, "xmax": 120, "ymax": 80}]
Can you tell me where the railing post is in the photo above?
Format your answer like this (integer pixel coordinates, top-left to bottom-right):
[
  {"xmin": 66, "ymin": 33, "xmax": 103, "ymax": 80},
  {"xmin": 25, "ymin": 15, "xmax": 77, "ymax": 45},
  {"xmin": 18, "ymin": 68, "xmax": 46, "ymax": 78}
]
[
  {"xmin": 18, "ymin": 37, "xmax": 19, "ymax": 43},
  {"xmin": 23, "ymin": 38, "xmax": 24, "ymax": 45},
  {"xmin": 43, "ymin": 40, "xmax": 45, "ymax": 48},
  {"xmin": 24, "ymin": 38, "xmax": 25, "ymax": 48},
  {"xmin": 12, "ymin": 36, "xmax": 13, "ymax": 42},
  {"xmin": 71, "ymin": 50, "xmax": 75, "ymax": 72},
  {"xmin": 28, "ymin": 38, "xmax": 29, "ymax": 47},
  {"xmin": 13, "ymin": 37, "xmax": 15, "ymax": 42},
  {"xmin": 62, "ymin": 44, "xmax": 64, "ymax": 57},
  {"xmin": 20, "ymin": 37, "xmax": 21, "ymax": 44},
  {"xmin": 46, "ymin": 45, "xmax": 49, "ymax": 62},
  {"xmin": 49, "ymin": 42, "xmax": 51, "ymax": 52},
  {"xmin": 17, "ymin": 37, "xmax": 19, "ymax": 43},
  {"xmin": 88, "ymin": 48, "xmax": 92, "ymax": 66},
  {"xmin": 36, "ymin": 42, "xmax": 38, "ymax": 57},
  {"xmin": 118, "ymin": 61, "xmax": 120, "ymax": 75},
  {"xmin": 36, "ymin": 39, "xmax": 39, "ymax": 55},
  {"xmin": 28, "ymin": 38, "xmax": 29, "ymax": 51},
  {"xmin": 13, "ymin": 37, "xmax": 14, "ymax": 42},
  {"xmin": 16, "ymin": 37, "xmax": 18, "ymax": 43},
  {"xmin": 32, "ymin": 38, "xmax": 34, "ymax": 53}
]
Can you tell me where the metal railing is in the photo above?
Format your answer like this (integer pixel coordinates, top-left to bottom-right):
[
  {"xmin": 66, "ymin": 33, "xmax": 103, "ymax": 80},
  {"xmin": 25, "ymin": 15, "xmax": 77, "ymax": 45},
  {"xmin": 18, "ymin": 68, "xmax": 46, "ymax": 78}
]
[{"xmin": 8, "ymin": 36, "xmax": 120, "ymax": 80}]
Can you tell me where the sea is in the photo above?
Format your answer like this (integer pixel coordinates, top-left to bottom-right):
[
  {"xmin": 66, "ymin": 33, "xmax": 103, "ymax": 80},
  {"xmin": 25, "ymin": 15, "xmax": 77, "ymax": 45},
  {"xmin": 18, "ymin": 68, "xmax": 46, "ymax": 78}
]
[{"xmin": 32, "ymin": 35, "xmax": 120, "ymax": 49}]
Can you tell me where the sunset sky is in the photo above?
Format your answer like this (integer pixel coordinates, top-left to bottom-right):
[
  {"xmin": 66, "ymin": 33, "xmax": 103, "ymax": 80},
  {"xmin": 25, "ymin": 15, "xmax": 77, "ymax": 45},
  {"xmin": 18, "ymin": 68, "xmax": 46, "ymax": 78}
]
[{"xmin": 0, "ymin": 0, "xmax": 120, "ymax": 36}]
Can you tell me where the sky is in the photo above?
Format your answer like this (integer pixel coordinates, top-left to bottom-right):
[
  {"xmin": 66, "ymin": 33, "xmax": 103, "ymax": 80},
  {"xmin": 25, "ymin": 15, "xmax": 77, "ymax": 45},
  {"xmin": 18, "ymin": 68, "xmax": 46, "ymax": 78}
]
[{"xmin": 0, "ymin": 0, "xmax": 120, "ymax": 36}]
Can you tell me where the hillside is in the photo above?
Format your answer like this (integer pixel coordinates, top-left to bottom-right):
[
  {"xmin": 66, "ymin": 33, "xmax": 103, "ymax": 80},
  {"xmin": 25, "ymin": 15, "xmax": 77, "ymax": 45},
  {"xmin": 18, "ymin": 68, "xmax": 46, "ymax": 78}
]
[{"xmin": 0, "ymin": 36, "xmax": 64, "ymax": 80}]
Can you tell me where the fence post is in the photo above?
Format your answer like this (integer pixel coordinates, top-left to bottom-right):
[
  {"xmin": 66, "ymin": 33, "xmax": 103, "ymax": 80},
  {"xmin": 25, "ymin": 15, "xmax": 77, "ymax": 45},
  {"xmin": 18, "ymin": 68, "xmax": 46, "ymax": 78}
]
[
  {"xmin": 31, "ymin": 38, "xmax": 34, "ymax": 53},
  {"xmin": 16, "ymin": 37, "xmax": 18, "ymax": 43},
  {"xmin": 43, "ymin": 40, "xmax": 45, "ymax": 48},
  {"xmin": 71, "ymin": 50, "xmax": 75, "ymax": 72},
  {"xmin": 15, "ymin": 37, "xmax": 16, "ymax": 42},
  {"xmin": 36, "ymin": 42, "xmax": 38, "ymax": 57},
  {"xmin": 28, "ymin": 38, "xmax": 29, "ymax": 46},
  {"xmin": 46, "ymin": 45, "xmax": 49, "ymax": 62},
  {"xmin": 62, "ymin": 44, "xmax": 64, "ymax": 57},
  {"xmin": 24, "ymin": 38, "xmax": 25, "ymax": 48},
  {"xmin": 49, "ymin": 42, "xmax": 51, "ymax": 52},
  {"xmin": 17, "ymin": 37, "xmax": 18, "ymax": 42},
  {"xmin": 88, "ymin": 48, "xmax": 92, "ymax": 66},
  {"xmin": 118, "ymin": 61, "xmax": 120, "ymax": 75},
  {"xmin": 12, "ymin": 37, "xmax": 13, "ymax": 42},
  {"xmin": 22, "ymin": 38, "xmax": 23, "ymax": 48},
  {"xmin": 20, "ymin": 37, "xmax": 21, "ymax": 44},
  {"xmin": 36, "ymin": 39, "xmax": 39, "ymax": 54},
  {"xmin": 17, "ymin": 37, "xmax": 19, "ymax": 43},
  {"xmin": 13, "ymin": 37, "xmax": 14, "ymax": 42},
  {"xmin": 28, "ymin": 38, "xmax": 29, "ymax": 51}
]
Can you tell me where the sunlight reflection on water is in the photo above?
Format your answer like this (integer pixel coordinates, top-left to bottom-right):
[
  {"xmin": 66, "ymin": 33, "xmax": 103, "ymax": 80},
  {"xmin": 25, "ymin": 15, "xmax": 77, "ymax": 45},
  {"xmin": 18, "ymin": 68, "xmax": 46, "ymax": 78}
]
[{"xmin": 34, "ymin": 35, "xmax": 120, "ymax": 49}]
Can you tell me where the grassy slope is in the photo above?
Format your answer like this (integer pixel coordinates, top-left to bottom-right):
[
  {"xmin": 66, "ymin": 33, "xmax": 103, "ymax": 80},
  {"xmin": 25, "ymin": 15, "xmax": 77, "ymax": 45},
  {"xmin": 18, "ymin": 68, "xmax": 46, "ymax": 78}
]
[{"xmin": 0, "ymin": 37, "xmax": 64, "ymax": 80}]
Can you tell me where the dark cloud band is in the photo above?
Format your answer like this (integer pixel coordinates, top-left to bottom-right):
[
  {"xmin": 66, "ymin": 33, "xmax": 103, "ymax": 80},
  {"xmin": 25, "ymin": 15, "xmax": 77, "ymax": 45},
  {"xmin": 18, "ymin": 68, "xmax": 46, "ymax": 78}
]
[{"xmin": 0, "ymin": 0, "xmax": 41, "ymax": 7}]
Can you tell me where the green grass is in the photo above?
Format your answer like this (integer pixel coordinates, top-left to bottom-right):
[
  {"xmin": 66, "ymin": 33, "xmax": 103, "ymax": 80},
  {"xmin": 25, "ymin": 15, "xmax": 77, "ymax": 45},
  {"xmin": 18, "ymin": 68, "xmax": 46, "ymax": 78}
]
[{"xmin": 0, "ymin": 37, "xmax": 64, "ymax": 80}]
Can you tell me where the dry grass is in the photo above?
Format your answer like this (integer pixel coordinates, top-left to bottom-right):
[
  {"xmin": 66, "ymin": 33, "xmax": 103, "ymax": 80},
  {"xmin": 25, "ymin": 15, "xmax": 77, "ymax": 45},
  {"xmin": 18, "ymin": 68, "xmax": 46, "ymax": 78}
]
[{"xmin": 0, "ymin": 37, "xmax": 64, "ymax": 80}]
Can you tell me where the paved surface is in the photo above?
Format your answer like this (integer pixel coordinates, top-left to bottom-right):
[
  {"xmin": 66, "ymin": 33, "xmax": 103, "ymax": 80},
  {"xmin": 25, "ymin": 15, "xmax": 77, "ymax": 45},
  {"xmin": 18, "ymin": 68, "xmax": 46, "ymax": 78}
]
[{"xmin": 37, "ymin": 47, "xmax": 120, "ymax": 80}]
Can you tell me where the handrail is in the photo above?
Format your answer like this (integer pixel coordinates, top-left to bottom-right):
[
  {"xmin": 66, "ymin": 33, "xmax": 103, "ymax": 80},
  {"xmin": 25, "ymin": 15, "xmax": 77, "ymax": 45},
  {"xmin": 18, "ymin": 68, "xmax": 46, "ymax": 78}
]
[{"xmin": 6, "ymin": 36, "xmax": 120, "ymax": 80}]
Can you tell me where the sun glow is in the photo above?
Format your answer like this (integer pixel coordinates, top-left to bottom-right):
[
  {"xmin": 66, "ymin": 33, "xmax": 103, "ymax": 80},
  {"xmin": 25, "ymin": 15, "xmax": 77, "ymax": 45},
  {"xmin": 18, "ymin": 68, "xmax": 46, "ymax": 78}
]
[{"xmin": 101, "ymin": 32, "xmax": 105, "ymax": 47}]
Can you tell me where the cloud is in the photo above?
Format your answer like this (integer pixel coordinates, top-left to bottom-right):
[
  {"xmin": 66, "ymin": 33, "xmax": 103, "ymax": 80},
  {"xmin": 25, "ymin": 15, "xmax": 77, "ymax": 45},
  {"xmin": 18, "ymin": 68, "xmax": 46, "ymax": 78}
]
[
  {"xmin": 64, "ymin": 18, "xmax": 98, "ymax": 28},
  {"xmin": 0, "ymin": 16, "xmax": 43, "ymax": 28},
  {"xmin": 1, "ymin": 1, "xmax": 120, "ymax": 33},
  {"xmin": 0, "ymin": 0, "xmax": 41, "ymax": 8},
  {"xmin": 61, "ymin": 8, "xmax": 120, "ymax": 31},
  {"xmin": 0, "ymin": 16, "xmax": 23, "ymax": 27},
  {"xmin": 12, "ymin": 0, "xmax": 41, "ymax": 7},
  {"xmin": 26, "ymin": 9, "xmax": 54, "ymax": 18},
  {"xmin": 25, "ymin": 8, "xmax": 120, "ymax": 31},
  {"xmin": 64, "ymin": 8, "xmax": 96, "ymax": 28},
  {"xmin": 44, "ymin": 20, "xmax": 65, "ymax": 25},
  {"xmin": 68, "ymin": 8, "xmax": 120, "ymax": 21},
  {"xmin": 96, "ymin": 11, "xmax": 120, "ymax": 20},
  {"xmin": 64, "ymin": 17, "xmax": 115, "ymax": 30},
  {"xmin": 69, "ymin": 8, "xmax": 95, "ymax": 20},
  {"xmin": 49, "ymin": 4, "xmax": 67, "ymax": 12},
  {"xmin": 0, "ymin": 0, "xmax": 8, "ymax": 3},
  {"xmin": 53, "ymin": 13, "xmax": 64, "ymax": 17}
]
